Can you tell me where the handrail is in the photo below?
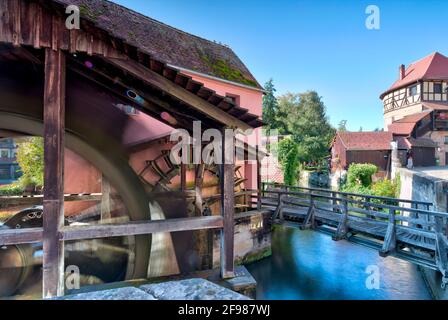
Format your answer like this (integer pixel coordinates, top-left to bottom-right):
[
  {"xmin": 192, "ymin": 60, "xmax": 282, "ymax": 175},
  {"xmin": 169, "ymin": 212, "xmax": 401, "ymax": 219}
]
[
  {"xmin": 262, "ymin": 182, "xmax": 433, "ymax": 207},
  {"xmin": 261, "ymin": 188, "xmax": 448, "ymax": 219}
]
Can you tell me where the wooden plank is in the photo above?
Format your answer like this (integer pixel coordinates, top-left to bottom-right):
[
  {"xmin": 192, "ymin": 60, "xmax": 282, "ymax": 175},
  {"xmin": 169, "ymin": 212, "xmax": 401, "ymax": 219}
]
[
  {"xmin": 180, "ymin": 163, "xmax": 187, "ymax": 192},
  {"xmin": 42, "ymin": 47, "xmax": 66, "ymax": 299},
  {"xmin": 220, "ymin": 130, "xmax": 235, "ymax": 279},
  {"xmin": 0, "ymin": 227, "xmax": 43, "ymax": 246},
  {"xmin": 101, "ymin": 176, "xmax": 111, "ymax": 221},
  {"xmin": 106, "ymin": 58, "xmax": 252, "ymax": 131},
  {"xmin": 61, "ymin": 216, "xmax": 224, "ymax": 241}
]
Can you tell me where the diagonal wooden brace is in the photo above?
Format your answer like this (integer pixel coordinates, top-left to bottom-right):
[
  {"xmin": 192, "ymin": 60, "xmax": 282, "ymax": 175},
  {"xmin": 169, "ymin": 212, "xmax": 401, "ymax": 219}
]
[{"xmin": 380, "ymin": 208, "xmax": 397, "ymax": 257}]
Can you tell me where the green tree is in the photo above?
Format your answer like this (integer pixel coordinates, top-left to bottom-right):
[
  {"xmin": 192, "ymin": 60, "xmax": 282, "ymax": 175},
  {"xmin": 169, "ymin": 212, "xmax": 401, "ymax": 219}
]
[
  {"xmin": 262, "ymin": 79, "xmax": 280, "ymax": 133},
  {"xmin": 276, "ymin": 92, "xmax": 300, "ymax": 135},
  {"xmin": 280, "ymin": 91, "xmax": 335, "ymax": 163},
  {"xmin": 16, "ymin": 137, "xmax": 44, "ymax": 188},
  {"xmin": 278, "ymin": 137, "xmax": 300, "ymax": 186}
]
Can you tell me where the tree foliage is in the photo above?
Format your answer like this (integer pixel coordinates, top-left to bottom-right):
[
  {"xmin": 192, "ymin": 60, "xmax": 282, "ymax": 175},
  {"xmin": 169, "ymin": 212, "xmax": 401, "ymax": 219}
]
[
  {"xmin": 278, "ymin": 137, "xmax": 300, "ymax": 186},
  {"xmin": 277, "ymin": 91, "xmax": 335, "ymax": 163},
  {"xmin": 16, "ymin": 137, "xmax": 44, "ymax": 188},
  {"xmin": 262, "ymin": 79, "xmax": 280, "ymax": 133}
]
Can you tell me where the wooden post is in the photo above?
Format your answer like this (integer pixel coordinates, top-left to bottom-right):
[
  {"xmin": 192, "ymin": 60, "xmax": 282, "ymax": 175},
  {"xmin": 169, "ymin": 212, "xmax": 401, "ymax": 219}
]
[
  {"xmin": 301, "ymin": 194, "xmax": 315, "ymax": 230},
  {"xmin": 42, "ymin": 48, "xmax": 66, "ymax": 298},
  {"xmin": 220, "ymin": 129, "xmax": 235, "ymax": 279},
  {"xmin": 101, "ymin": 175, "xmax": 111, "ymax": 221},
  {"xmin": 380, "ymin": 208, "xmax": 397, "ymax": 257},
  {"xmin": 333, "ymin": 197, "xmax": 349, "ymax": 241},
  {"xmin": 180, "ymin": 163, "xmax": 187, "ymax": 192},
  {"xmin": 256, "ymin": 146, "xmax": 262, "ymax": 210}
]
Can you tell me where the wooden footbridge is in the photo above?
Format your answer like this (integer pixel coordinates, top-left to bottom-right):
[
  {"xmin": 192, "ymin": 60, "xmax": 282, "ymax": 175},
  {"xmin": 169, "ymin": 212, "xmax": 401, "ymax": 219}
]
[{"xmin": 259, "ymin": 183, "xmax": 448, "ymax": 289}]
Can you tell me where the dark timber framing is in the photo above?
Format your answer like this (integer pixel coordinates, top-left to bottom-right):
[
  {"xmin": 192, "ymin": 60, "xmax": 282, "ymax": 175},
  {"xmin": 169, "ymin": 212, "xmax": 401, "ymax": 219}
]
[
  {"xmin": 0, "ymin": 0, "xmax": 247, "ymax": 298},
  {"xmin": 42, "ymin": 47, "xmax": 66, "ymax": 298},
  {"xmin": 220, "ymin": 129, "xmax": 235, "ymax": 279}
]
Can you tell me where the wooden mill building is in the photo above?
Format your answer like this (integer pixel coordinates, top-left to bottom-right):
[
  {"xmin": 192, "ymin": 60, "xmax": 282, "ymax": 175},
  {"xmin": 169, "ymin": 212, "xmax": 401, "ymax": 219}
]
[{"xmin": 0, "ymin": 0, "xmax": 265, "ymax": 299}]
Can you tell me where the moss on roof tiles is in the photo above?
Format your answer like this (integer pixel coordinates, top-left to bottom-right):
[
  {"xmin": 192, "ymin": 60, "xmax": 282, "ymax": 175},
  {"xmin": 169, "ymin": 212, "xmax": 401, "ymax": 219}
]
[{"xmin": 54, "ymin": 0, "xmax": 261, "ymax": 89}]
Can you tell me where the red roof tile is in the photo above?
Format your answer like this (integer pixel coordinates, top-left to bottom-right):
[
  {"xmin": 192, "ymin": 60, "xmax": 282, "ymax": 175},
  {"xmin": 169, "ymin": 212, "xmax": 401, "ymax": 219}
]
[
  {"xmin": 396, "ymin": 136, "xmax": 437, "ymax": 149},
  {"xmin": 381, "ymin": 52, "xmax": 448, "ymax": 98},
  {"xmin": 387, "ymin": 111, "xmax": 432, "ymax": 135},
  {"xmin": 337, "ymin": 131, "xmax": 393, "ymax": 151},
  {"xmin": 423, "ymin": 102, "xmax": 448, "ymax": 111}
]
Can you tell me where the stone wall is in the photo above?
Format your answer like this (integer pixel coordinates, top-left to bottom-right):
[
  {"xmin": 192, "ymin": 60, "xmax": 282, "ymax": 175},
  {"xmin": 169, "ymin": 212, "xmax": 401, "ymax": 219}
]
[
  {"xmin": 398, "ymin": 168, "xmax": 448, "ymax": 299},
  {"xmin": 399, "ymin": 168, "xmax": 448, "ymax": 212},
  {"xmin": 213, "ymin": 210, "xmax": 272, "ymax": 268}
]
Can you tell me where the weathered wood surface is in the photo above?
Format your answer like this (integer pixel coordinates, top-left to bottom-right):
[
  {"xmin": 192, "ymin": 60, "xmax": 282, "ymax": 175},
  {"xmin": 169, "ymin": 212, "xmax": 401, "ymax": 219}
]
[
  {"xmin": 220, "ymin": 131, "xmax": 235, "ymax": 279},
  {"xmin": 107, "ymin": 57, "xmax": 253, "ymax": 131},
  {"xmin": 61, "ymin": 216, "xmax": 224, "ymax": 241},
  {"xmin": 42, "ymin": 47, "xmax": 66, "ymax": 298},
  {"xmin": 262, "ymin": 184, "xmax": 448, "ymax": 287}
]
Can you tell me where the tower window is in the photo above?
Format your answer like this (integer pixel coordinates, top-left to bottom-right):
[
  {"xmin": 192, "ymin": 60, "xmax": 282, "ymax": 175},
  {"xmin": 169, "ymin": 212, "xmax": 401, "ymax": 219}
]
[{"xmin": 409, "ymin": 85, "xmax": 418, "ymax": 96}]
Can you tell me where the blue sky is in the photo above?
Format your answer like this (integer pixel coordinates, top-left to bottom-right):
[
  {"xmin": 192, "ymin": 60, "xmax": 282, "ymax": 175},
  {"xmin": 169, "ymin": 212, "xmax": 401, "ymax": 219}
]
[{"xmin": 113, "ymin": 0, "xmax": 448, "ymax": 131}]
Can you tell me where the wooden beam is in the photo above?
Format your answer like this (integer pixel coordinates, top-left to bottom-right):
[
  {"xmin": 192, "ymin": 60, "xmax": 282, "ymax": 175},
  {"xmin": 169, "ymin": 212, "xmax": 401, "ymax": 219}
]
[
  {"xmin": 42, "ymin": 47, "xmax": 66, "ymax": 299},
  {"xmin": 0, "ymin": 228, "xmax": 43, "ymax": 246},
  {"xmin": 106, "ymin": 58, "xmax": 252, "ymax": 131},
  {"xmin": 101, "ymin": 176, "xmax": 111, "ymax": 221},
  {"xmin": 61, "ymin": 216, "xmax": 224, "ymax": 241},
  {"xmin": 180, "ymin": 164, "xmax": 187, "ymax": 192},
  {"xmin": 220, "ymin": 130, "xmax": 235, "ymax": 279},
  {"xmin": 194, "ymin": 164, "xmax": 205, "ymax": 216}
]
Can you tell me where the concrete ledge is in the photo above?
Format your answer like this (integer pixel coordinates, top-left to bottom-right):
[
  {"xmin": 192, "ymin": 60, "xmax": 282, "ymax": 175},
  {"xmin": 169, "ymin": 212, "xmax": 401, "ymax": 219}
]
[
  {"xmin": 55, "ymin": 287, "xmax": 156, "ymax": 300},
  {"xmin": 140, "ymin": 278, "xmax": 251, "ymax": 300}
]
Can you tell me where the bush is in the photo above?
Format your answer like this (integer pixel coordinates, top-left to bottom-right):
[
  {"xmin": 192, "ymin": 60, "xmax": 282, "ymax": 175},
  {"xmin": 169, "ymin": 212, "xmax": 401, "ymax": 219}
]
[
  {"xmin": 371, "ymin": 179, "xmax": 397, "ymax": 199},
  {"xmin": 346, "ymin": 163, "xmax": 378, "ymax": 188},
  {"xmin": 0, "ymin": 184, "xmax": 24, "ymax": 196}
]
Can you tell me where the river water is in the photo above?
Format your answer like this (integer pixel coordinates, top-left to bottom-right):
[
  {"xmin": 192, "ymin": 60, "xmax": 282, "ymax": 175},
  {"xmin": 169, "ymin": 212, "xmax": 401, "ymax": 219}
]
[{"xmin": 247, "ymin": 225, "xmax": 432, "ymax": 300}]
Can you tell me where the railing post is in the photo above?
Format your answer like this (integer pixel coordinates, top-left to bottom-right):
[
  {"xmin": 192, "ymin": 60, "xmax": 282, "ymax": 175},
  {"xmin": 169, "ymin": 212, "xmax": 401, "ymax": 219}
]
[
  {"xmin": 42, "ymin": 48, "xmax": 66, "ymax": 298},
  {"xmin": 273, "ymin": 192, "xmax": 284, "ymax": 220},
  {"xmin": 220, "ymin": 128, "xmax": 235, "ymax": 279},
  {"xmin": 380, "ymin": 208, "xmax": 397, "ymax": 257},
  {"xmin": 301, "ymin": 193, "xmax": 315, "ymax": 230},
  {"xmin": 333, "ymin": 196, "xmax": 349, "ymax": 240}
]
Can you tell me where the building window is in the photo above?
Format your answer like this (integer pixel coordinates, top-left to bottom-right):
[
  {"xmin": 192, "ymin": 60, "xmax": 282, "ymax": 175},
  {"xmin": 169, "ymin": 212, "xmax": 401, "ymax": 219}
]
[
  {"xmin": 0, "ymin": 149, "xmax": 9, "ymax": 158},
  {"xmin": 434, "ymin": 83, "xmax": 443, "ymax": 94},
  {"xmin": 409, "ymin": 85, "xmax": 418, "ymax": 96},
  {"xmin": 445, "ymin": 136, "xmax": 448, "ymax": 145}
]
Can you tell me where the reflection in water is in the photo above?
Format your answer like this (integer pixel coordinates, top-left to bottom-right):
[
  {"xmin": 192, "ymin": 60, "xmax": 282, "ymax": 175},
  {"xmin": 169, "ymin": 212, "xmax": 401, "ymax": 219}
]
[{"xmin": 247, "ymin": 226, "xmax": 432, "ymax": 300}]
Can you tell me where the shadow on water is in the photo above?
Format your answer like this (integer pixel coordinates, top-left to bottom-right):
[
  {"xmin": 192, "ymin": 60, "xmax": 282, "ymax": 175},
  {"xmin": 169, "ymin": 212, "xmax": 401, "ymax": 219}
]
[{"xmin": 247, "ymin": 225, "xmax": 432, "ymax": 300}]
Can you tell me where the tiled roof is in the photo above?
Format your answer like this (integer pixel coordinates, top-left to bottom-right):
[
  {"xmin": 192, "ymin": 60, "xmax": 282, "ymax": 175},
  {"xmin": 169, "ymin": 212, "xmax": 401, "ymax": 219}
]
[
  {"xmin": 396, "ymin": 136, "xmax": 437, "ymax": 149},
  {"xmin": 337, "ymin": 131, "xmax": 393, "ymax": 151},
  {"xmin": 423, "ymin": 102, "xmax": 448, "ymax": 111},
  {"xmin": 381, "ymin": 52, "xmax": 448, "ymax": 98},
  {"xmin": 53, "ymin": 0, "xmax": 262, "ymax": 89},
  {"xmin": 387, "ymin": 111, "xmax": 432, "ymax": 136}
]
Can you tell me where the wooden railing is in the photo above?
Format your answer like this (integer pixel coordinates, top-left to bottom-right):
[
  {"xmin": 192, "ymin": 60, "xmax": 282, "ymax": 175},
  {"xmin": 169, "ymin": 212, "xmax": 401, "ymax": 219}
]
[{"xmin": 259, "ymin": 182, "xmax": 448, "ymax": 289}]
